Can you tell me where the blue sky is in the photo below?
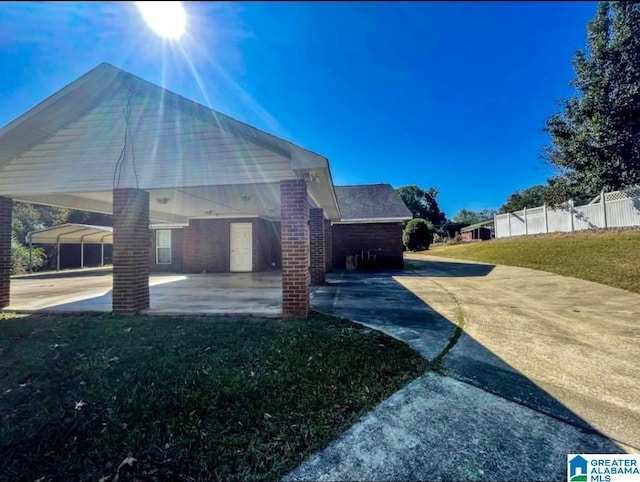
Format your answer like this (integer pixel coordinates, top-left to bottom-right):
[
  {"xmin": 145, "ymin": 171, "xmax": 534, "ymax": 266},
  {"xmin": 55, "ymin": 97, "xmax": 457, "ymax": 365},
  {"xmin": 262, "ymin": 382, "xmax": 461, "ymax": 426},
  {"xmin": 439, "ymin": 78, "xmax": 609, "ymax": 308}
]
[{"xmin": 0, "ymin": 1, "xmax": 598, "ymax": 218}]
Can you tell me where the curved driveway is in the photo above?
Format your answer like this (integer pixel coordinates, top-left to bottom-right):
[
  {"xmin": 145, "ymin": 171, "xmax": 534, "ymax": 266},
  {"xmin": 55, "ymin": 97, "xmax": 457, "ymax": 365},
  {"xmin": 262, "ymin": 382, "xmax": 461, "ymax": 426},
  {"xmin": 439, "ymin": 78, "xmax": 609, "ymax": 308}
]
[{"xmin": 287, "ymin": 254, "xmax": 640, "ymax": 481}]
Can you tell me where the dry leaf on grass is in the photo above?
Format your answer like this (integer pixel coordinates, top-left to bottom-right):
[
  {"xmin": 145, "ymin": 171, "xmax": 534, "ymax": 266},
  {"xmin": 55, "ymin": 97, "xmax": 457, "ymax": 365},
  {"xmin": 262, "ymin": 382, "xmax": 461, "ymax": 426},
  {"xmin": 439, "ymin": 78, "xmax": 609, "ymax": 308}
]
[{"xmin": 112, "ymin": 456, "xmax": 137, "ymax": 482}]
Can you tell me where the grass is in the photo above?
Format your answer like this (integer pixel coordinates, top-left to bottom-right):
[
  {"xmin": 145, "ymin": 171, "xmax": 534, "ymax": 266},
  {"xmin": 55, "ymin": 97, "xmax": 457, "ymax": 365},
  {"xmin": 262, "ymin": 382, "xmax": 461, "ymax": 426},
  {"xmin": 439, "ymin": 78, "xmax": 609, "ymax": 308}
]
[
  {"xmin": 0, "ymin": 312, "xmax": 426, "ymax": 481},
  {"xmin": 420, "ymin": 229, "xmax": 640, "ymax": 294}
]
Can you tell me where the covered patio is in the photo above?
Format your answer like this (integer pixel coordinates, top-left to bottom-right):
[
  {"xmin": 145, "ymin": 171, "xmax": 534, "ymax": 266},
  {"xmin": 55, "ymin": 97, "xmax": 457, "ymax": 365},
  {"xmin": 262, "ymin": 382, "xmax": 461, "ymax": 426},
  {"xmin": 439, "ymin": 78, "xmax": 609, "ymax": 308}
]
[{"xmin": 7, "ymin": 269, "xmax": 282, "ymax": 317}]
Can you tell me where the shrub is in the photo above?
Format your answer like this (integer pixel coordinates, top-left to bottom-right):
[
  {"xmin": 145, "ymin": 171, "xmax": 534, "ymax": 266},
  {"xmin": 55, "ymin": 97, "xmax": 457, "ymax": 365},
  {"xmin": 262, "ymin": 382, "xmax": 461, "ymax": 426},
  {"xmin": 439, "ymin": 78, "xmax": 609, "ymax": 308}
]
[
  {"xmin": 403, "ymin": 218, "xmax": 433, "ymax": 251},
  {"xmin": 11, "ymin": 236, "xmax": 44, "ymax": 275},
  {"xmin": 443, "ymin": 232, "xmax": 464, "ymax": 246}
]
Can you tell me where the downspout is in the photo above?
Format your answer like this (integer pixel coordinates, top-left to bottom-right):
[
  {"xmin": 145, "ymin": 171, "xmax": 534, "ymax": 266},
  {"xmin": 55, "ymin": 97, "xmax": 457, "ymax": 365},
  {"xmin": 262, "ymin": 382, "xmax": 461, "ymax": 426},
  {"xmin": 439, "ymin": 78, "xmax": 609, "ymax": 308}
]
[
  {"xmin": 80, "ymin": 233, "xmax": 88, "ymax": 269},
  {"xmin": 56, "ymin": 233, "xmax": 62, "ymax": 271}
]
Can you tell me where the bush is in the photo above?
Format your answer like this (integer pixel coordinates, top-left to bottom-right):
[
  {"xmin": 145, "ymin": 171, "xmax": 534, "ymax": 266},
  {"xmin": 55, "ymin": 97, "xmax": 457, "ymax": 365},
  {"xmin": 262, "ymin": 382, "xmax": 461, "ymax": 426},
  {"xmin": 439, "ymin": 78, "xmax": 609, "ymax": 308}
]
[
  {"xmin": 443, "ymin": 232, "xmax": 464, "ymax": 246},
  {"xmin": 403, "ymin": 218, "xmax": 433, "ymax": 251},
  {"xmin": 11, "ymin": 236, "xmax": 44, "ymax": 275}
]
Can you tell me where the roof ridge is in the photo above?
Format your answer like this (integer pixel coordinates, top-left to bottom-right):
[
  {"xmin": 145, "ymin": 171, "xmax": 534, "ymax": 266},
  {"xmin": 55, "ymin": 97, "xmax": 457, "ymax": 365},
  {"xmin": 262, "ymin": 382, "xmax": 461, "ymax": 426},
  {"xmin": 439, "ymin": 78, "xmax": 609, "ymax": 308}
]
[{"xmin": 335, "ymin": 183, "xmax": 391, "ymax": 188}]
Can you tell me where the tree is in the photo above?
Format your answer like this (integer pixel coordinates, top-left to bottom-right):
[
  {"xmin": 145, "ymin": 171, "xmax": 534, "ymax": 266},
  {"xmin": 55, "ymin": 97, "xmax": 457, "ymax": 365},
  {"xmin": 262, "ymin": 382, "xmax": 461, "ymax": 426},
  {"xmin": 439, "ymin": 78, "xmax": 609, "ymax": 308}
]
[
  {"xmin": 396, "ymin": 185, "xmax": 446, "ymax": 225},
  {"xmin": 452, "ymin": 208, "xmax": 497, "ymax": 225},
  {"xmin": 12, "ymin": 202, "xmax": 69, "ymax": 242},
  {"xmin": 11, "ymin": 235, "xmax": 44, "ymax": 274},
  {"xmin": 543, "ymin": 1, "xmax": 640, "ymax": 204},
  {"xmin": 67, "ymin": 209, "xmax": 112, "ymax": 226},
  {"xmin": 402, "ymin": 218, "xmax": 433, "ymax": 251},
  {"xmin": 499, "ymin": 185, "xmax": 549, "ymax": 213}
]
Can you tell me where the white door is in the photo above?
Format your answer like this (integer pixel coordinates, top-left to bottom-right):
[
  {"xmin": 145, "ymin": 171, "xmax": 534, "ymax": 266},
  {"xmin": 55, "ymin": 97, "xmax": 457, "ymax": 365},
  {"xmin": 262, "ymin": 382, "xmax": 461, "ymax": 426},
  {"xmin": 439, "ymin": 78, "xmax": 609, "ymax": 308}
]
[{"xmin": 230, "ymin": 223, "xmax": 253, "ymax": 272}]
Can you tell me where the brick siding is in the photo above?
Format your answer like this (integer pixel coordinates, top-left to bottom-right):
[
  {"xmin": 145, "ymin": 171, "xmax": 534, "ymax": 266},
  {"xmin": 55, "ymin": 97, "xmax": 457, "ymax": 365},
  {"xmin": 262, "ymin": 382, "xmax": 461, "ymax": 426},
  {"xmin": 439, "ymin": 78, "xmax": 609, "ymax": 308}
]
[
  {"xmin": 112, "ymin": 189, "xmax": 150, "ymax": 315},
  {"xmin": 309, "ymin": 208, "xmax": 325, "ymax": 285},
  {"xmin": 324, "ymin": 218, "xmax": 332, "ymax": 273},
  {"xmin": 331, "ymin": 222, "xmax": 404, "ymax": 270},
  {"xmin": 280, "ymin": 180, "xmax": 310, "ymax": 318},
  {"xmin": 0, "ymin": 197, "xmax": 12, "ymax": 308},
  {"xmin": 181, "ymin": 218, "xmax": 280, "ymax": 273}
]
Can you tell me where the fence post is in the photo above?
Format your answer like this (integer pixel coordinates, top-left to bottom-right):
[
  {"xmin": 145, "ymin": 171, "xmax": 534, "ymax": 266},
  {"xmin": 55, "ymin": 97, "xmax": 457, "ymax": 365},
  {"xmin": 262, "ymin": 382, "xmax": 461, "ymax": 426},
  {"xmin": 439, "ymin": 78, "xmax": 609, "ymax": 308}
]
[
  {"xmin": 569, "ymin": 199, "xmax": 575, "ymax": 232},
  {"xmin": 601, "ymin": 189, "xmax": 608, "ymax": 228},
  {"xmin": 524, "ymin": 207, "xmax": 528, "ymax": 235},
  {"xmin": 507, "ymin": 213, "xmax": 512, "ymax": 237},
  {"xmin": 543, "ymin": 203, "xmax": 549, "ymax": 233}
]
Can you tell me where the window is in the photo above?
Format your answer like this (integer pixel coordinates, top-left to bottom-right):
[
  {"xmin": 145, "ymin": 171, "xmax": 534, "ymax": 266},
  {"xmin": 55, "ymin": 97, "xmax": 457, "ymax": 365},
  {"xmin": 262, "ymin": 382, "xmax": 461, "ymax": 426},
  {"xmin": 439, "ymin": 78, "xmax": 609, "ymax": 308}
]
[{"xmin": 156, "ymin": 230, "xmax": 171, "ymax": 264}]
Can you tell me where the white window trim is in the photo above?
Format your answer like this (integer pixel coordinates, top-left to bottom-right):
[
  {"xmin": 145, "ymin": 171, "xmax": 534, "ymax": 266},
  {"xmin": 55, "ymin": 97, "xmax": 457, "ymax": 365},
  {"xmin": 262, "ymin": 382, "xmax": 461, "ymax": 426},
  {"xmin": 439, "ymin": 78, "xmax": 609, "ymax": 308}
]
[{"xmin": 156, "ymin": 229, "xmax": 172, "ymax": 265}]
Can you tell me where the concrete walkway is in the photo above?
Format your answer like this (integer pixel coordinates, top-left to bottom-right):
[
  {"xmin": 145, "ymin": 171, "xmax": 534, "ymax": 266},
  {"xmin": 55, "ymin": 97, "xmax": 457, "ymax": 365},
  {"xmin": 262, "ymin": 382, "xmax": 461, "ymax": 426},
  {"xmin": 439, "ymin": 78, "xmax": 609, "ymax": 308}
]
[{"xmin": 287, "ymin": 254, "xmax": 640, "ymax": 481}]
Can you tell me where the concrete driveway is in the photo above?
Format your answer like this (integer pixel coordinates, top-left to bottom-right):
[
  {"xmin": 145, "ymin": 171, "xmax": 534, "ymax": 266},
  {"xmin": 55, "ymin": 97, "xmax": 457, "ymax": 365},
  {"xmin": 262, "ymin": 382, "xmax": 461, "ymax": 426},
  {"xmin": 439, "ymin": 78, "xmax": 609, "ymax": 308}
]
[{"xmin": 287, "ymin": 254, "xmax": 640, "ymax": 481}]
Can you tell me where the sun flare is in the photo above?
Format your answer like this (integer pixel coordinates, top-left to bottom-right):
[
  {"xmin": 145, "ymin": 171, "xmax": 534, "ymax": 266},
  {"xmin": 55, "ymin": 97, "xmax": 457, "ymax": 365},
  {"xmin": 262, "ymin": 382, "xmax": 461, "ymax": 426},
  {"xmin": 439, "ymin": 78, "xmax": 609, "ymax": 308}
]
[{"xmin": 136, "ymin": 1, "xmax": 186, "ymax": 39}]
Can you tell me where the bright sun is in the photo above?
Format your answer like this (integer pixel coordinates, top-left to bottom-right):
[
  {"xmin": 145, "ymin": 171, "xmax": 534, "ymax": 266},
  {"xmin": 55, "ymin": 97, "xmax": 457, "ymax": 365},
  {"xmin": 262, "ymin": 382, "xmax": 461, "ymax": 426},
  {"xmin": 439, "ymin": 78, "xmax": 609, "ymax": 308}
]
[{"xmin": 136, "ymin": 1, "xmax": 186, "ymax": 39}]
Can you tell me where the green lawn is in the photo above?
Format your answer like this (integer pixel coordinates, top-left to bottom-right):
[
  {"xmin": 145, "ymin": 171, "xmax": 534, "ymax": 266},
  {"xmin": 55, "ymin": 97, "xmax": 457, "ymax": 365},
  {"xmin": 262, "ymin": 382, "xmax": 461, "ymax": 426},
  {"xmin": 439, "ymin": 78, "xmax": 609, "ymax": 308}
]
[
  {"xmin": 0, "ymin": 312, "xmax": 426, "ymax": 481},
  {"xmin": 421, "ymin": 229, "xmax": 640, "ymax": 294}
]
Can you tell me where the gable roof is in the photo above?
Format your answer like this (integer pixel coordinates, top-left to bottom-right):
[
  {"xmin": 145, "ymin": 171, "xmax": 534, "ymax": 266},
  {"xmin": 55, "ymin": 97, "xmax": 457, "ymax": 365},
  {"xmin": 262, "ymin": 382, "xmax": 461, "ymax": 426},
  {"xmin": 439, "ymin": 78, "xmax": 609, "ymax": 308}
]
[
  {"xmin": 334, "ymin": 184, "xmax": 412, "ymax": 222},
  {"xmin": 0, "ymin": 62, "xmax": 342, "ymax": 221},
  {"xmin": 0, "ymin": 62, "xmax": 327, "ymax": 172}
]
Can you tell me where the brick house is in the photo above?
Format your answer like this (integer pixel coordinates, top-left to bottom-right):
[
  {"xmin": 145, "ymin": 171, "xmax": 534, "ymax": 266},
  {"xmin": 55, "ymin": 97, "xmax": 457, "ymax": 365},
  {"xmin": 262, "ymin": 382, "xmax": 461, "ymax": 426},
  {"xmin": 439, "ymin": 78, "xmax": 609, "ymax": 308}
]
[
  {"xmin": 149, "ymin": 183, "xmax": 410, "ymax": 275},
  {"xmin": 0, "ymin": 63, "xmax": 410, "ymax": 318}
]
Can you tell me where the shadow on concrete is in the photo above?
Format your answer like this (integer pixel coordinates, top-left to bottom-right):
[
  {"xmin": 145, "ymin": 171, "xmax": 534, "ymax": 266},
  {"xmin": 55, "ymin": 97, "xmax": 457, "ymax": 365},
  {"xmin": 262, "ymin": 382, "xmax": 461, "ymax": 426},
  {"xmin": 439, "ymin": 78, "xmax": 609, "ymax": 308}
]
[
  {"xmin": 309, "ymin": 257, "xmax": 626, "ymax": 479},
  {"xmin": 316, "ymin": 264, "xmax": 594, "ymax": 429},
  {"xmin": 30, "ymin": 292, "xmax": 113, "ymax": 313},
  {"xmin": 403, "ymin": 258, "xmax": 495, "ymax": 277}
]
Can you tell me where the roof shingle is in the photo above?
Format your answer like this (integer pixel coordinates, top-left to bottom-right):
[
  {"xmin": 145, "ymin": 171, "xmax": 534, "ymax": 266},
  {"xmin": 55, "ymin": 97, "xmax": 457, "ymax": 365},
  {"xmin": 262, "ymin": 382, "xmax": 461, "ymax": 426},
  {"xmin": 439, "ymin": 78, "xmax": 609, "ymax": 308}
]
[{"xmin": 335, "ymin": 184, "xmax": 412, "ymax": 221}]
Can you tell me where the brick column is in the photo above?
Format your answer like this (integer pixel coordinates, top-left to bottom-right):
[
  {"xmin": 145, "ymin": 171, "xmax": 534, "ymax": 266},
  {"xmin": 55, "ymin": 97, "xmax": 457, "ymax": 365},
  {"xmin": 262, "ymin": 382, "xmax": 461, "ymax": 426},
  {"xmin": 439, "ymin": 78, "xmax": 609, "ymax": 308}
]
[
  {"xmin": 0, "ymin": 197, "xmax": 12, "ymax": 309},
  {"xmin": 113, "ymin": 189, "xmax": 150, "ymax": 315},
  {"xmin": 324, "ymin": 218, "xmax": 332, "ymax": 273},
  {"xmin": 309, "ymin": 208, "xmax": 325, "ymax": 285},
  {"xmin": 281, "ymin": 180, "xmax": 310, "ymax": 319}
]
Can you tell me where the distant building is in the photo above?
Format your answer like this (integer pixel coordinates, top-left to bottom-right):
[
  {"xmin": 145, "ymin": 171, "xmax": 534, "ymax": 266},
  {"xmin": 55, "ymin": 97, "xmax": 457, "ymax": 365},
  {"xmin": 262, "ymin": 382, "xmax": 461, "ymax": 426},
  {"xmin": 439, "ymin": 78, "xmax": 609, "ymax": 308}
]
[{"xmin": 460, "ymin": 219, "xmax": 494, "ymax": 241}]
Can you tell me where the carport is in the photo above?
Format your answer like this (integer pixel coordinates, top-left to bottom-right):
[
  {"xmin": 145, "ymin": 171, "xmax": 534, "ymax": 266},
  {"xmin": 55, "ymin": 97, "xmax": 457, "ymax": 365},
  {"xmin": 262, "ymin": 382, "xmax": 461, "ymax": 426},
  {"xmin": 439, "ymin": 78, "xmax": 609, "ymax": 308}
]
[
  {"xmin": 26, "ymin": 223, "xmax": 113, "ymax": 271},
  {"xmin": 0, "ymin": 63, "xmax": 342, "ymax": 317}
]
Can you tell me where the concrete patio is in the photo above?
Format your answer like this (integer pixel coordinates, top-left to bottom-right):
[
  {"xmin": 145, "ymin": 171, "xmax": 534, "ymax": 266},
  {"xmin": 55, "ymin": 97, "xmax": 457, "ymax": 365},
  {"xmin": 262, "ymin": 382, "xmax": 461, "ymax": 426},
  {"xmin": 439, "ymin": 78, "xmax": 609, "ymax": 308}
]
[{"xmin": 4, "ymin": 268, "xmax": 282, "ymax": 317}]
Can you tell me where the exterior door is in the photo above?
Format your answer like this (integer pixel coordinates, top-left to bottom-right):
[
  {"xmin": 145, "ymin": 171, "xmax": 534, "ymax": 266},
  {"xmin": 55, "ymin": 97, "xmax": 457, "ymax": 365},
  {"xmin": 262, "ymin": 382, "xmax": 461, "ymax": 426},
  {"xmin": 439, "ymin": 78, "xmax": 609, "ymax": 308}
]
[{"xmin": 230, "ymin": 223, "xmax": 253, "ymax": 272}]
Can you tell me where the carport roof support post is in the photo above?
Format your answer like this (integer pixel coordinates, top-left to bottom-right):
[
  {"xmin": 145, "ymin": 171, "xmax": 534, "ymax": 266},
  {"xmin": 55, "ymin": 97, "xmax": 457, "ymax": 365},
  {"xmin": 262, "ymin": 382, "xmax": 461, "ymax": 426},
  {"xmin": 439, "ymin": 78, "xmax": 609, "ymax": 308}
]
[
  {"xmin": 309, "ymin": 207, "xmax": 326, "ymax": 286},
  {"xmin": 281, "ymin": 179, "xmax": 310, "ymax": 319},
  {"xmin": 324, "ymin": 218, "xmax": 332, "ymax": 273},
  {"xmin": 0, "ymin": 197, "xmax": 12, "ymax": 308},
  {"xmin": 112, "ymin": 188, "xmax": 150, "ymax": 315}
]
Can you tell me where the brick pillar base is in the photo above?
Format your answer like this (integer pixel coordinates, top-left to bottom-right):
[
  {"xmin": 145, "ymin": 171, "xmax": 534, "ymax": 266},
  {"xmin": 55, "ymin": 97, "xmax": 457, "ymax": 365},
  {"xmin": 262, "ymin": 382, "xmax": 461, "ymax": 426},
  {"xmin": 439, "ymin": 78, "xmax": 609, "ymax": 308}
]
[
  {"xmin": 324, "ymin": 218, "xmax": 332, "ymax": 273},
  {"xmin": 309, "ymin": 208, "xmax": 325, "ymax": 285},
  {"xmin": 0, "ymin": 197, "xmax": 12, "ymax": 308},
  {"xmin": 281, "ymin": 180, "xmax": 310, "ymax": 319},
  {"xmin": 113, "ymin": 189, "xmax": 150, "ymax": 315}
]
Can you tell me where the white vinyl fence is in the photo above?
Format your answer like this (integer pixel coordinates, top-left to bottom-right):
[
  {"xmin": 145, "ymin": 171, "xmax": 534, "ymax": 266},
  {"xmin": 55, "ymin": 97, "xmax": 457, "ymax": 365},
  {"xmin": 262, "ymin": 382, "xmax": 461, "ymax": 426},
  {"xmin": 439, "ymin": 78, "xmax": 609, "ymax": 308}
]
[{"xmin": 495, "ymin": 186, "xmax": 640, "ymax": 239}]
